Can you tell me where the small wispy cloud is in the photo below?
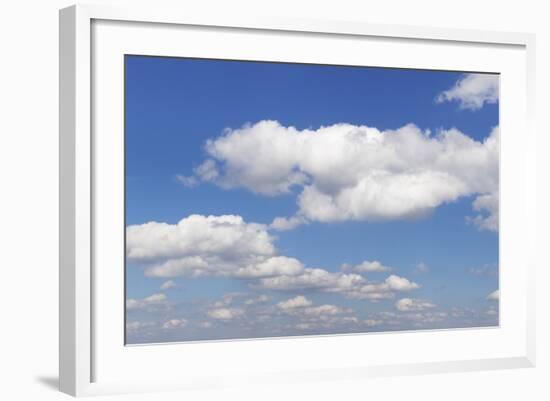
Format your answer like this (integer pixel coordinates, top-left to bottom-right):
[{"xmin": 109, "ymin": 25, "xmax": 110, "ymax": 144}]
[
  {"xmin": 413, "ymin": 262, "xmax": 430, "ymax": 274},
  {"xmin": 341, "ymin": 260, "xmax": 393, "ymax": 273},
  {"xmin": 468, "ymin": 264, "xmax": 498, "ymax": 277},
  {"xmin": 486, "ymin": 289, "xmax": 499, "ymax": 301},
  {"xmin": 395, "ymin": 298, "xmax": 436, "ymax": 312},
  {"xmin": 467, "ymin": 191, "xmax": 499, "ymax": 232},
  {"xmin": 175, "ymin": 174, "xmax": 199, "ymax": 188},
  {"xmin": 162, "ymin": 318, "xmax": 187, "ymax": 329},
  {"xmin": 126, "ymin": 293, "xmax": 168, "ymax": 311},
  {"xmin": 277, "ymin": 295, "xmax": 312, "ymax": 310},
  {"xmin": 269, "ymin": 215, "xmax": 307, "ymax": 231},
  {"xmin": 436, "ymin": 73, "xmax": 499, "ymax": 110},
  {"xmin": 160, "ymin": 280, "xmax": 177, "ymax": 290},
  {"xmin": 207, "ymin": 307, "xmax": 244, "ymax": 320}
]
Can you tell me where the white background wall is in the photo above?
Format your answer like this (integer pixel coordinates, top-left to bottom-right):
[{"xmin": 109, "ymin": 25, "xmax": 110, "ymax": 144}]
[{"xmin": 0, "ymin": 0, "xmax": 547, "ymax": 399}]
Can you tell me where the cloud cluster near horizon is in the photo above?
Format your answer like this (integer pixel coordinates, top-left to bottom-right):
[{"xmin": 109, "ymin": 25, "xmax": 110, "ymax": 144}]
[{"xmin": 127, "ymin": 214, "xmax": 420, "ymax": 301}]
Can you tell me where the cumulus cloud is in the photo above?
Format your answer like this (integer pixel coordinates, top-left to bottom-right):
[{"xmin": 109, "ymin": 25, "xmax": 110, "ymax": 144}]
[
  {"xmin": 277, "ymin": 296, "xmax": 350, "ymax": 327},
  {"xmin": 234, "ymin": 256, "xmax": 304, "ymax": 278},
  {"xmin": 255, "ymin": 268, "xmax": 365, "ymax": 292},
  {"xmin": 257, "ymin": 270, "xmax": 418, "ymax": 301},
  {"xmin": 128, "ymin": 214, "xmax": 299, "ymax": 279},
  {"xmin": 487, "ymin": 290, "xmax": 499, "ymax": 301},
  {"xmin": 207, "ymin": 307, "xmax": 244, "ymax": 320},
  {"xmin": 128, "ymin": 213, "xmax": 420, "ymax": 302},
  {"xmin": 128, "ymin": 216, "xmax": 308, "ymax": 282},
  {"xmin": 468, "ymin": 191, "xmax": 499, "ymax": 232},
  {"xmin": 277, "ymin": 295, "xmax": 313, "ymax": 310},
  {"xmin": 395, "ymin": 298, "xmax": 436, "ymax": 312},
  {"xmin": 162, "ymin": 318, "xmax": 187, "ymax": 329},
  {"xmin": 183, "ymin": 120, "xmax": 498, "ymax": 229},
  {"xmin": 160, "ymin": 280, "xmax": 177, "ymax": 290},
  {"xmin": 436, "ymin": 73, "xmax": 499, "ymax": 110},
  {"xmin": 144, "ymin": 256, "xmax": 210, "ymax": 278},
  {"xmin": 343, "ymin": 275, "xmax": 420, "ymax": 300},
  {"xmin": 126, "ymin": 293, "xmax": 167, "ymax": 311},
  {"xmin": 385, "ymin": 275, "xmax": 420, "ymax": 291},
  {"xmin": 269, "ymin": 215, "xmax": 308, "ymax": 231},
  {"xmin": 127, "ymin": 214, "xmax": 274, "ymax": 264},
  {"xmin": 341, "ymin": 260, "xmax": 392, "ymax": 273}
]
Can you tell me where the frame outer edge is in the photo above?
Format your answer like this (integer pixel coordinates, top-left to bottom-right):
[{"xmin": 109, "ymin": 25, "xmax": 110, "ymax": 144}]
[
  {"xmin": 525, "ymin": 34, "xmax": 537, "ymax": 367},
  {"xmin": 59, "ymin": 3, "xmax": 536, "ymax": 395},
  {"xmin": 60, "ymin": 4, "xmax": 92, "ymax": 396},
  {"xmin": 59, "ymin": 5, "xmax": 77, "ymax": 396},
  {"xmin": 82, "ymin": 3, "xmax": 532, "ymax": 46}
]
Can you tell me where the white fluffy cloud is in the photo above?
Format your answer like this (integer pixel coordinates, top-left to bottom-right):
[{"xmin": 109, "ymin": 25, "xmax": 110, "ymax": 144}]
[
  {"xmin": 127, "ymin": 214, "xmax": 275, "ymax": 264},
  {"xmin": 343, "ymin": 275, "xmax": 420, "ymax": 300},
  {"xmin": 255, "ymin": 268, "xmax": 365, "ymax": 292},
  {"xmin": 277, "ymin": 295, "xmax": 313, "ymax": 310},
  {"xmin": 234, "ymin": 256, "xmax": 304, "ymax": 278},
  {"xmin": 269, "ymin": 215, "xmax": 307, "ymax": 231},
  {"xmin": 144, "ymin": 256, "xmax": 210, "ymax": 278},
  {"xmin": 487, "ymin": 289, "xmax": 499, "ymax": 301},
  {"xmin": 128, "ymin": 214, "xmax": 304, "ymax": 279},
  {"xmin": 162, "ymin": 318, "xmax": 187, "ymax": 329},
  {"xmin": 341, "ymin": 260, "xmax": 392, "ymax": 273},
  {"xmin": 207, "ymin": 307, "xmax": 244, "ymax": 320},
  {"xmin": 385, "ymin": 275, "xmax": 420, "ymax": 291},
  {"xmin": 128, "ymin": 213, "xmax": 420, "ymax": 302},
  {"xmin": 436, "ymin": 73, "xmax": 499, "ymax": 110},
  {"xmin": 277, "ymin": 296, "xmax": 348, "ymax": 321},
  {"xmin": 469, "ymin": 191, "xmax": 499, "ymax": 232},
  {"xmin": 395, "ymin": 298, "xmax": 436, "ymax": 312},
  {"xmin": 160, "ymin": 280, "xmax": 176, "ymax": 290},
  {"xmin": 186, "ymin": 120, "xmax": 498, "ymax": 229},
  {"xmin": 126, "ymin": 293, "xmax": 167, "ymax": 311},
  {"xmin": 257, "ymin": 270, "xmax": 418, "ymax": 301}
]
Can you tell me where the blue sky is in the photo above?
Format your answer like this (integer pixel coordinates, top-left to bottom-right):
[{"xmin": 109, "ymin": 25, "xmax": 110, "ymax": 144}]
[{"xmin": 125, "ymin": 55, "xmax": 499, "ymax": 344}]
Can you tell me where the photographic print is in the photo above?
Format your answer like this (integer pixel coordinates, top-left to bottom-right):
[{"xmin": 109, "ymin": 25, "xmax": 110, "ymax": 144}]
[{"xmin": 125, "ymin": 56, "xmax": 499, "ymax": 344}]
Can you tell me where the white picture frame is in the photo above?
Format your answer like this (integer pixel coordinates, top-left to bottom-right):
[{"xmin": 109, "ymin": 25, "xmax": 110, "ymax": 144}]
[{"xmin": 59, "ymin": 3, "xmax": 536, "ymax": 397}]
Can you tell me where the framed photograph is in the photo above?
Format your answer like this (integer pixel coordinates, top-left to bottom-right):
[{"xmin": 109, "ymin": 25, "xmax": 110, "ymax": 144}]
[{"xmin": 59, "ymin": 4, "xmax": 536, "ymax": 396}]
